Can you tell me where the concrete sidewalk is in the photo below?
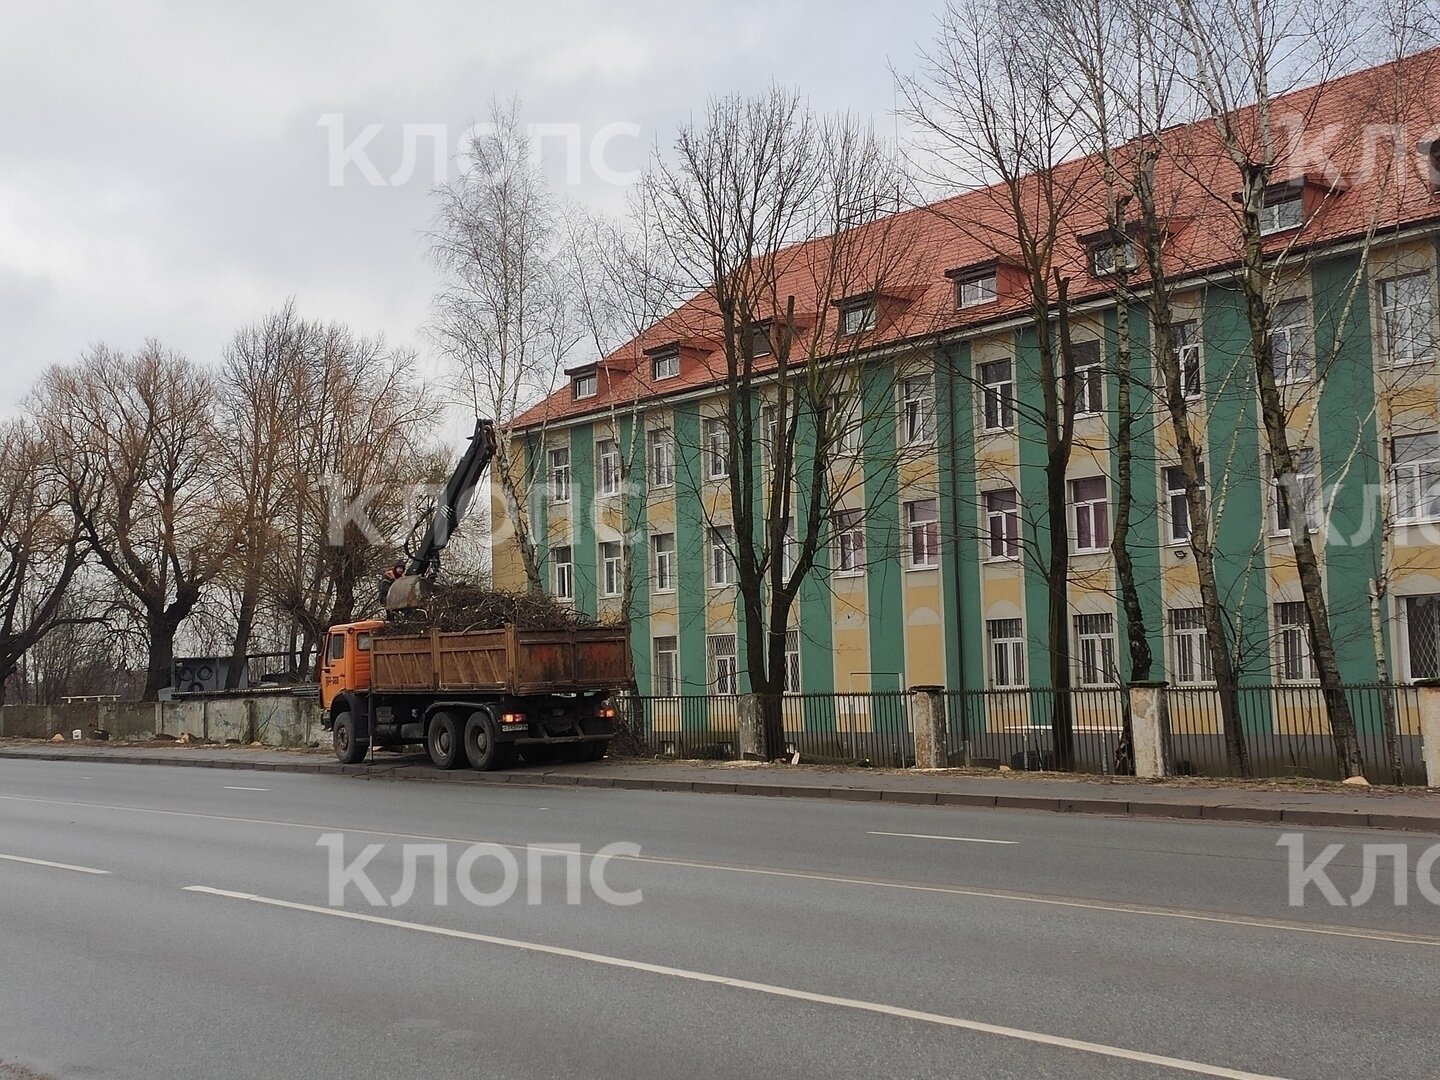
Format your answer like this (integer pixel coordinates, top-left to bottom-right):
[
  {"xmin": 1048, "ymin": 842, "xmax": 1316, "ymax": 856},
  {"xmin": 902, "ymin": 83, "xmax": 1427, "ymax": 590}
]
[{"xmin": 4, "ymin": 741, "xmax": 1439, "ymax": 833}]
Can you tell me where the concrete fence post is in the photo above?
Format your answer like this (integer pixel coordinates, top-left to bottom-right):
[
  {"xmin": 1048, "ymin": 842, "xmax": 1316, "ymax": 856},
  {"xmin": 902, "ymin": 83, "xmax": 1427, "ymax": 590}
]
[
  {"xmin": 910, "ymin": 685, "xmax": 948, "ymax": 770},
  {"xmin": 737, "ymin": 693, "xmax": 764, "ymax": 760},
  {"xmin": 1417, "ymin": 680, "xmax": 1440, "ymax": 788},
  {"xmin": 1128, "ymin": 681, "xmax": 1171, "ymax": 779}
]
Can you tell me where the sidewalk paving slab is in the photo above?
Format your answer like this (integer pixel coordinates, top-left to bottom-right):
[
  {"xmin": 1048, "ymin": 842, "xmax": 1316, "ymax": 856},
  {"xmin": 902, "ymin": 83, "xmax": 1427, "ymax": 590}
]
[{"xmin": 2, "ymin": 741, "xmax": 1437, "ymax": 834}]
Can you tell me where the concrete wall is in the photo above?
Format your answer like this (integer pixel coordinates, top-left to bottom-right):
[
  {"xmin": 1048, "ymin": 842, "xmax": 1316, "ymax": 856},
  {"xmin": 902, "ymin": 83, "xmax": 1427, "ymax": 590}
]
[{"xmin": 0, "ymin": 692, "xmax": 323, "ymax": 748}]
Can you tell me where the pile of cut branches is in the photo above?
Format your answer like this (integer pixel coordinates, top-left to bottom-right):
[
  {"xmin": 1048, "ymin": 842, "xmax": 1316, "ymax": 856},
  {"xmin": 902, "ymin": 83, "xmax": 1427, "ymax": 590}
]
[{"xmin": 376, "ymin": 585, "xmax": 600, "ymax": 635}]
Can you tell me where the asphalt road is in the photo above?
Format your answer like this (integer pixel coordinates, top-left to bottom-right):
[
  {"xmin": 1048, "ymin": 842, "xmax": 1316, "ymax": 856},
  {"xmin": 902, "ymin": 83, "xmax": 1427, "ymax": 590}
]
[{"xmin": 1, "ymin": 759, "xmax": 1436, "ymax": 1080}]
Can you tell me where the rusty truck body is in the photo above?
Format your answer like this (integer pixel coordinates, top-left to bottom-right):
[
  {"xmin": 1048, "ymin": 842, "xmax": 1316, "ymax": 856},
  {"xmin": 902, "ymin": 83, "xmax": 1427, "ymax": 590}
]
[{"xmin": 319, "ymin": 619, "xmax": 632, "ymax": 770}]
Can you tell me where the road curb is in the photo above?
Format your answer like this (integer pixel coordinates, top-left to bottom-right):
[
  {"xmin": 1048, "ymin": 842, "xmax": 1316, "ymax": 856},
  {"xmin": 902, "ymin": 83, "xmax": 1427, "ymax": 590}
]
[{"xmin": 4, "ymin": 748, "xmax": 1438, "ymax": 834}]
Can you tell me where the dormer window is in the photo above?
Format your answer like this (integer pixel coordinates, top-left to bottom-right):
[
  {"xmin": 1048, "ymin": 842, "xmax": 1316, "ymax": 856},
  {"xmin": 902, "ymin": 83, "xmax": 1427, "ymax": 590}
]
[
  {"xmin": 1423, "ymin": 140, "xmax": 1440, "ymax": 192},
  {"xmin": 573, "ymin": 372, "xmax": 597, "ymax": 399},
  {"xmin": 839, "ymin": 299, "xmax": 875, "ymax": 337},
  {"xmin": 1259, "ymin": 187, "xmax": 1304, "ymax": 235},
  {"xmin": 956, "ymin": 271, "xmax": 998, "ymax": 309},
  {"xmin": 750, "ymin": 323, "xmax": 773, "ymax": 358},
  {"xmin": 1090, "ymin": 238, "xmax": 1139, "ymax": 277},
  {"xmin": 651, "ymin": 350, "xmax": 680, "ymax": 381}
]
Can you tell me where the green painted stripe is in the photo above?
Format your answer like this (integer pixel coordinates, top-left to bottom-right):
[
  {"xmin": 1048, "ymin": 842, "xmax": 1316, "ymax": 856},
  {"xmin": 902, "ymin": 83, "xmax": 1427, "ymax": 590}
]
[
  {"xmin": 568, "ymin": 424, "xmax": 597, "ymax": 618},
  {"xmin": 936, "ymin": 343, "xmax": 984, "ymax": 691},
  {"xmin": 863, "ymin": 360, "xmax": 905, "ymax": 692},
  {"xmin": 1014, "ymin": 325, "xmax": 1056, "ymax": 689}
]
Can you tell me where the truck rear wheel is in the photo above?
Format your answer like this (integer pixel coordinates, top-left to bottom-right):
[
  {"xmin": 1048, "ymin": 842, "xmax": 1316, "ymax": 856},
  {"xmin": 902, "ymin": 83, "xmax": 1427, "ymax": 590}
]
[
  {"xmin": 332, "ymin": 711, "xmax": 368, "ymax": 765},
  {"xmin": 427, "ymin": 711, "xmax": 465, "ymax": 770},
  {"xmin": 463, "ymin": 710, "xmax": 507, "ymax": 771}
]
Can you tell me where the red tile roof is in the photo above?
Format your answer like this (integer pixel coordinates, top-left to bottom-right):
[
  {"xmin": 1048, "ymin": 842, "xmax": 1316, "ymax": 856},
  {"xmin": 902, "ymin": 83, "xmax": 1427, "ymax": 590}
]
[{"xmin": 515, "ymin": 47, "xmax": 1440, "ymax": 432}]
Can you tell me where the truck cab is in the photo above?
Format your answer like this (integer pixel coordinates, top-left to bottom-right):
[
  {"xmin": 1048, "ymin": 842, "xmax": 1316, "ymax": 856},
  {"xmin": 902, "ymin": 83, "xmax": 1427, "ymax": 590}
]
[{"xmin": 318, "ymin": 620, "xmax": 382, "ymax": 711}]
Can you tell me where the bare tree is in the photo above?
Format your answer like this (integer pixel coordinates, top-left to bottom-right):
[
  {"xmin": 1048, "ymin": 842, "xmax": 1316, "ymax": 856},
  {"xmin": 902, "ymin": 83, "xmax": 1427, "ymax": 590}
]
[
  {"xmin": 431, "ymin": 98, "xmax": 581, "ymax": 593},
  {"xmin": 0, "ymin": 418, "xmax": 90, "ymax": 692}
]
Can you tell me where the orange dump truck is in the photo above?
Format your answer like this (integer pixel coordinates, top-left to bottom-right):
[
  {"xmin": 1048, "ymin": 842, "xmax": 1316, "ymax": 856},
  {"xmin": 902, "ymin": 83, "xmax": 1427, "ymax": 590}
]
[{"xmin": 319, "ymin": 619, "xmax": 632, "ymax": 770}]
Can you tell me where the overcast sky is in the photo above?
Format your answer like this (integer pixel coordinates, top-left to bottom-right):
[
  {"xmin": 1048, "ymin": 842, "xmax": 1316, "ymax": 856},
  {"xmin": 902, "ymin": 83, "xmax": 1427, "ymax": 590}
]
[{"xmin": 0, "ymin": 1, "xmax": 943, "ymax": 414}]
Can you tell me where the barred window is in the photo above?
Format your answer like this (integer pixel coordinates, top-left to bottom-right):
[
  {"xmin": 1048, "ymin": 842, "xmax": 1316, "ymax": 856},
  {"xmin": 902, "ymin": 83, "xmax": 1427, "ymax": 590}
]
[
  {"xmin": 1275, "ymin": 602, "xmax": 1312, "ymax": 682},
  {"xmin": 708, "ymin": 634, "xmax": 738, "ymax": 695},
  {"xmin": 1168, "ymin": 608, "xmax": 1213, "ymax": 684},
  {"xmin": 1075, "ymin": 613, "xmax": 1117, "ymax": 686},
  {"xmin": 783, "ymin": 629, "xmax": 801, "ymax": 694},
  {"xmin": 987, "ymin": 618, "xmax": 1025, "ymax": 688},
  {"xmin": 1404, "ymin": 595, "xmax": 1440, "ymax": 681}
]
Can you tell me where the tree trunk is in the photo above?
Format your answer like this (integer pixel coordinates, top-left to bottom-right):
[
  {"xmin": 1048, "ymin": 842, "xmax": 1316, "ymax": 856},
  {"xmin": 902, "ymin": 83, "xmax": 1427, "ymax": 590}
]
[{"xmin": 1369, "ymin": 579, "xmax": 1404, "ymax": 786}]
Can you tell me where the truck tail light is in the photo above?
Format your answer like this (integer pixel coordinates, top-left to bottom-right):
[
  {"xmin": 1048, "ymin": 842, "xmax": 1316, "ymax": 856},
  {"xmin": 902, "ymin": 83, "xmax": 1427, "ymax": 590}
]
[
  {"xmin": 596, "ymin": 706, "xmax": 617, "ymax": 720},
  {"xmin": 501, "ymin": 712, "xmax": 527, "ymax": 726}
]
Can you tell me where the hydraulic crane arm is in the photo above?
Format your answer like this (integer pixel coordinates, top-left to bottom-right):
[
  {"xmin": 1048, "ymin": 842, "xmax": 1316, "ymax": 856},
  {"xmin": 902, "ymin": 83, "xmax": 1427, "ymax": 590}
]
[{"xmin": 385, "ymin": 417, "xmax": 498, "ymax": 611}]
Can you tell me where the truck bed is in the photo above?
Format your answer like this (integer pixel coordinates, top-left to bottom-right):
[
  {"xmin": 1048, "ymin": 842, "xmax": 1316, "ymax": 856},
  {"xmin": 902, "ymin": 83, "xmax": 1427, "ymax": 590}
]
[{"xmin": 371, "ymin": 625, "xmax": 632, "ymax": 697}]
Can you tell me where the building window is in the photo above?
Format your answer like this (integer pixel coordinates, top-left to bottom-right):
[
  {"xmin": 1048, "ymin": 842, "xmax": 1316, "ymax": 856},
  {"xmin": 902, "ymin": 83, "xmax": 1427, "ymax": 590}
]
[
  {"xmin": 956, "ymin": 271, "xmax": 999, "ymax": 309},
  {"xmin": 652, "ymin": 532, "xmax": 676, "ymax": 592},
  {"xmin": 1404, "ymin": 595, "xmax": 1440, "ymax": 681},
  {"xmin": 783, "ymin": 629, "xmax": 801, "ymax": 693},
  {"xmin": 840, "ymin": 300, "xmax": 875, "ymax": 337},
  {"xmin": 1072, "ymin": 476, "xmax": 1110, "ymax": 552},
  {"xmin": 551, "ymin": 545, "xmax": 573, "ymax": 601},
  {"xmin": 834, "ymin": 510, "xmax": 866, "ymax": 574},
  {"xmin": 1272, "ymin": 447, "xmax": 1319, "ymax": 534},
  {"xmin": 902, "ymin": 374, "xmax": 936, "ymax": 445},
  {"xmin": 1090, "ymin": 239, "xmax": 1138, "ymax": 277},
  {"xmin": 653, "ymin": 636, "xmax": 679, "ymax": 696},
  {"xmin": 779, "ymin": 518, "xmax": 798, "ymax": 580},
  {"xmin": 761, "ymin": 403, "xmax": 780, "ymax": 465},
  {"xmin": 1075, "ymin": 613, "xmax": 1117, "ymax": 685},
  {"xmin": 1069, "ymin": 341, "xmax": 1104, "ymax": 415},
  {"xmin": 1165, "ymin": 463, "xmax": 1205, "ymax": 543},
  {"xmin": 651, "ymin": 350, "xmax": 680, "ymax": 381},
  {"xmin": 548, "ymin": 448, "xmax": 571, "ymax": 504},
  {"xmin": 703, "ymin": 417, "xmax": 728, "ymax": 480},
  {"xmin": 1168, "ymin": 608, "xmax": 1213, "ymax": 685},
  {"xmin": 906, "ymin": 499, "xmax": 939, "ymax": 568},
  {"xmin": 979, "ymin": 359, "xmax": 1015, "ymax": 432},
  {"xmin": 1379, "ymin": 272, "xmax": 1436, "ymax": 366},
  {"xmin": 750, "ymin": 323, "xmax": 773, "ymax": 358},
  {"xmin": 987, "ymin": 618, "xmax": 1025, "ymax": 688},
  {"xmin": 1259, "ymin": 189, "xmax": 1304, "ymax": 235},
  {"xmin": 1275, "ymin": 601, "xmax": 1312, "ymax": 682},
  {"xmin": 596, "ymin": 438, "xmax": 622, "ymax": 496},
  {"xmin": 1269, "ymin": 298, "xmax": 1313, "ymax": 384},
  {"xmin": 708, "ymin": 634, "xmax": 738, "ymax": 695},
  {"xmin": 1392, "ymin": 432, "xmax": 1440, "ymax": 523},
  {"xmin": 1171, "ymin": 320, "xmax": 1203, "ymax": 398},
  {"xmin": 599, "ymin": 541, "xmax": 623, "ymax": 598},
  {"xmin": 573, "ymin": 372, "xmax": 597, "ymax": 399},
  {"xmin": 649, "ymin": 427, "xmax": 674, "ymax": 487},
  {"xmin": 985, "ymin": 488, "xmax": 1019, "ymax": 559},
  {"xmin": 829, "ymin": 393, "xmax": 862, "ymax": 455},
  {"xmin": 709, "ymin": 525, "xmax": 735, "ymax": 587}
]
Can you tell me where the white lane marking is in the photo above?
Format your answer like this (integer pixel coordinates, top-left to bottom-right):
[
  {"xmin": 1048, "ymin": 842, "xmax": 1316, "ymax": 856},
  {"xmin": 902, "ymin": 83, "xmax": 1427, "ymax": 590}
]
[
  {"xmin": 0, "ymin": 852, "xmax": 110, "ymax": 875},
  {"xmin": 868, "ymin": 831, "xmax": 1018, "ymax": 845},
  {"xmin": 224, "ymin": 786, "xmax": 270, "ymax": 792},
  {"xmin": 5, "ymin": 793, "xmax": 1436, "ymax": 949},
  {"xmin": 183, "ymin": 884, "xmax": 1291, "ymax": 1080}
]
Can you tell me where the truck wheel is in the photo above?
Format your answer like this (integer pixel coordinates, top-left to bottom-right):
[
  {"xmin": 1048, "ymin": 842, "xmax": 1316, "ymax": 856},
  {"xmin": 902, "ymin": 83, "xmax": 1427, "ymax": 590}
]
[
  {"xmin": 427, "ymin": 711, "xmax": 465, "ymax": 770},
  {"xmin": 332, "ymin": 711, "xmax": 368, "ymax": 765},
  {"xmin": 462, "ymin": 710, "xmax": 504, "ymax": 771},
  {"xmin": 583, "ymin": 740, "xmax": 609, "ymax": 762}
]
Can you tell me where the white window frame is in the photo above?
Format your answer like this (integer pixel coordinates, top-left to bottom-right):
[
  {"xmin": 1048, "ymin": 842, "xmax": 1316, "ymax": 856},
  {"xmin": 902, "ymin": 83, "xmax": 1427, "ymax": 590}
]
[
  {"xmin": 551, "ymin": 545, "xmax": 574, "ymax": 601},
  {"xmin": 709, "ymin": 525, "xmax": 735, "ymax": 588},
  {"xmin": 979, "ymin": 359, "xmax": 1015, "ymax": 432},
  {"xmin": 1403, "ymin": 594, "xmax": 1440, "ymax": 681},
  {"xmin": 902, "ymin": 374, "xmax": 936, "ymax": 446},
  {"xmin": 1271, "ymin": 447, "xmax": 1319, "ymax": 535},
  {"xmin": 840, "ymin": 301, "xmax": 875, "ymax": 337},
  {"xmin": 1091, "ymin": 240, "xmax": 1138, "ymax": 277},
  {"xmin": 1269, "ymin": 298, "xmax": 1313, "ymax": 384},
  {"xmin": 1259, "ymin": 190, "xmax": 1304, "ymax": 236},
  {"xmin": 1275, "ymin": 601, "xmax": 1313, "ymax": 682},
  {"xmin": 573, "ymin": 372, "xmax": 597, "ymax": 399},
  {"xmin": 1168, "ymin": 607, "xmax": 1213, "ymax": 685},
  {"xmin": 1392, "ymin": 432, "xmax": 1440, "ymax": 524},
  {"xmin": 783, "ymin": 629, "xmax": 802, "ymax": 694},
  {"xmin": 653, "ymin": 636, "xmax": 679, "ymax": 696},
  {"xmin": 1071, "ymin": 476, "xmax": 1110, "ymax": 553},
  {"xmin": 596, "ymin": 438, "xmax": 622, "ymax": 497},
  {"xmin": 703, "ymin": 417, "xmax": 729, "ymax": 480},
  {"xmin": 986, "ymin": 618, "xmax": 1025, "ymax": 689},
  {"xmin": 548, "ymin": 447, "xmax": 571, "ymax": 504},
  {"xmin": 651, "ymin": 350, "xmax": 680, "ymax": 381},
  {"xmin": 652, "ymin": 532, "xmax": 676, "ymax": 593},
  {"xmin": 1171, "ymin": 320, "xmax": 1203, "ymax": 398},
  {"xmin": 708, "ymin": 634, "xmax": 739, "ymax": 696},
  {"xmin": 906, "ymin": 498, "xmax": 939, "ymax": 569},
  {"xmin": 830, "ymin": 393, "xmax": 862, "ymax": 455},
  {"xmin": 599, "ymin": 541, "xmax": 623, "ymax": 598},
  {"xmin": 649, "ymin": 427, "xmax": 675, "ymax": 488},
  {"xmin": 833, "ymin": 510, "xmax": 866, "ymax": 575},
  {"xmin": 1070, "ymin": 342, "xmax": 1104, "ymax": 416},
  {"xmin": 984, "ymin": 488, "xmax": 1019, "ymax": 560},
  {"xmin": 1164, "ymin": 463, "xmax": 1205, "ymax": 544},
  {"xmin": 1075, "ymin": 613, "xmax": 1117, "ymax": 686},
  {"xmin": 957, "ymin": 272, "xmax": 998, "ymax": 309},
  {"xmin": 1379, "ymin": 272, "xmax": 1436, "ymax": 367}
]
